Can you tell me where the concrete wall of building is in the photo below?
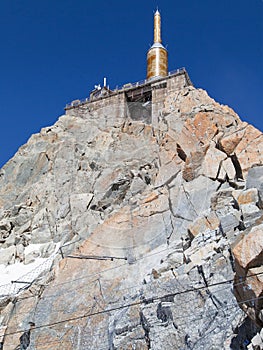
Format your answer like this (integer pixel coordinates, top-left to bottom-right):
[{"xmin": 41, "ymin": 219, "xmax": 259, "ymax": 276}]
[
  {"xmin": 66, "ymin": 92, "xmax": 128, "ymax": 128},
  {"xmin": 166, "ymin": 73, "xmax": 189, "ymax": 92},
  {"xmin": 65, "ymin": 71, "xmax": 191, "ymax": 127}
]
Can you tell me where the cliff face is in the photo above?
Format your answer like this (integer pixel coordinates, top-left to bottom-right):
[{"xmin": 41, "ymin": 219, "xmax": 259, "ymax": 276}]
[{"xmin": 0, "ymin": 85, "xmax": 262, "ymax": 349}]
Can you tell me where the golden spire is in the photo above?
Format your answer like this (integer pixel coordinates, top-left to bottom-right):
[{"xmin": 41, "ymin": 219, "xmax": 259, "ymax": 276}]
[
  {"xmin": 147, "ymin": 9, "xmax": 168, "ymax": 80},
  {"xmin": 154, "ymin": 10, "xmax": 162, "ymax": 43}
]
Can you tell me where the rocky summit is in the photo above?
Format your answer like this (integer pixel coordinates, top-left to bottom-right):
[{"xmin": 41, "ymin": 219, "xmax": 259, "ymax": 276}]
[{"xmin": 0, "ymin": 84, "xmax": 263, "ymax": 350}]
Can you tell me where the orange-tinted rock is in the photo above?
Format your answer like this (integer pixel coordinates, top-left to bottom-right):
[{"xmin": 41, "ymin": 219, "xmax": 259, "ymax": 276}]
[
  {"xmin": 247, "ymin": 266, "xmax": 263, "ymax": 298},
  {"xmin": 219, "ymin": 127, "xmax": 246, "ymax": 155},
  {"xmin": 188, "ymin": 212, "xmax": 220, "ymax": 237},
  {"xmin": 234, "ymin": 266, "xmax": 263, "ymax": 327},
  {"xmin": 234, "ymin": 125, "xmax": 263, "ymax": 174},
  {"xmin": 232, "ymin": 224, "xmax": 263, "ymax": 273},
  {"xmin": 159, "ymin": 133, "xmax": 181, "ymax": 161},
  {"xmin": 237, "ymin": 188, "xmax": 259, "ymax": 206},
  {"xmin": 183, "ymin": 149, "xmax": 205, "ymax": 181},
  {"xmin": 142, "ymin": 192, "xmax": 159, "ymax": 204},
  {"xmin": 183, "ymin": 112, "xmax": 218, "ymax": 144}
]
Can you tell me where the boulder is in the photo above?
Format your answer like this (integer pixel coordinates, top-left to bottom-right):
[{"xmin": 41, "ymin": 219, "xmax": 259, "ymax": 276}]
[
  {"xmin": 0, "ymin": 246, "xmax": 16, "ymax": 265},
  {"xmin": 247, "ymin": 166, "xmax": 263, "ymax": 199},
  {"xmin": 233, "ymin": 224, "xmax": 263, "ymax": 273}
]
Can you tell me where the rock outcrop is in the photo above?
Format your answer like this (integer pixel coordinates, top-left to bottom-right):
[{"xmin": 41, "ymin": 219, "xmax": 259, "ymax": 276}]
[{"xmin": 0, "ymin": 85, "xmax": 262, "ymax": 349}]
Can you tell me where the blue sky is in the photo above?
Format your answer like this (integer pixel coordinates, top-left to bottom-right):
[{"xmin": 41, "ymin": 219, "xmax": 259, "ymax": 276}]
[{"xmin": 0, "ymin": 0, "xmax": 262, "ymax": 168}]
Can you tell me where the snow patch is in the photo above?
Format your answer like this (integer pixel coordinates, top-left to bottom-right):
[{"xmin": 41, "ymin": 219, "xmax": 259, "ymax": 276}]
[{"xmin": 0, "ymin": 257, "xmax": 48, "ymax": 285}]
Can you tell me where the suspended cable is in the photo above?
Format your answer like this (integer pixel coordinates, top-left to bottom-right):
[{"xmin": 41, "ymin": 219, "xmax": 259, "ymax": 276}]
[
  {"xmin": 14, "ymin": 245, "xmax": 176, "ymax": 302},
  {"xmin": 11, "ymin": 267, "xmax": 263, "ymax": 322},
  {"xmin": 2, "ymin": 276, "xmax": 263, "ymax": 339},
  {"xmin": 66, "ymin": 254, "xmax": 127, "ymax": 261},
  {"xmin": 37, "ymin": 295, "xmax": 241, "ymax": 348}
]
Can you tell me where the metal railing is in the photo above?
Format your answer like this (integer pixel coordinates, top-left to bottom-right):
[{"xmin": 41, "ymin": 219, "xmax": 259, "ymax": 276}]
[
  {"xmin": 0, "ymin": 251, "xmax": 57, "ymax": 299},
  {"xmin": 65, "ymin": 67, "xmax": 189, "ymax": 109},
  {"xmin": 0, "ymin": 238, "xmax": 87, "ymax": 300},
  {"xmin": 121, "ymin": 67, "xmax": 187, "ymax": 90}
]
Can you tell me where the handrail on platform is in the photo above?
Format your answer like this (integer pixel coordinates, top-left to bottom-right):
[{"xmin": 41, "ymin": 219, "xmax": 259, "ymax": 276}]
[{"xmin": 65, "ymin": 67, "xmax": 190, "ymax": 109}]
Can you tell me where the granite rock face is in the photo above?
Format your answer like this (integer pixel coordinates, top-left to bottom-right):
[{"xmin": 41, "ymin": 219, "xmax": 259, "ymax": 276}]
[{"xmin": 0, "ymin": 86, "xmax": 262, "ymax": 349}]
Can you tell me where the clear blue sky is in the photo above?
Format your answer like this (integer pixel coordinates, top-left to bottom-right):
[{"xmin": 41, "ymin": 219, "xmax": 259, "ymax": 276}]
[{"xmin": 0, "ymin": 0, "xmax": 262, "ymax": 168}]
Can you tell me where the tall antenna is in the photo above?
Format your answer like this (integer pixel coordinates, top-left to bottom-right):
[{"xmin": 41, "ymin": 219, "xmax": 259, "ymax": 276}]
[{"xmin": 147, "ymin": 9, "xmax": 168, "ymax": 79}]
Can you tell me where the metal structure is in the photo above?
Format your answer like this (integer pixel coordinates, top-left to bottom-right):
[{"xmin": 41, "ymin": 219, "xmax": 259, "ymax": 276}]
[
  {"xmin": 65, "ymin": 68, "xmax": 192, "ymax": 110},
  {"xmin": 147, "ymin": 10, "xmax": 168, "ymax": 80}
]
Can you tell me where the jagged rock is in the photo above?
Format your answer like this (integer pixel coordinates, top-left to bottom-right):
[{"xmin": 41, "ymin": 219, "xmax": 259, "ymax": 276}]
[
  {"xmin": 198, "ymin": 144, "xmax": 227, "ymax": 179},
  {"xmin": 0, "ymin": 219, "xmax": 11, "ymax": 243},
  {"xmin": 247, "ymin": 266, "xmax": 263, "ymax": 299},
  {"xmin": 233, "ymin": 224, "xmax": 263, "ymax": 273},
  {"xmin": 188, "ymin": 211, "xmax": 220, "ymax": 238},
  {"xmin": 235, "ymin": 125, "xmax": 263, "ymax": 174},
  {"xmin": 170, "ymin": 175, "xmax": 219, "ymax": 221},
  {"xmin": 233, "ymin": 224, "xmax": 263, "ymax": 326},
  {"xmin": 0, "ymin": 84, "xmax": 262, "ymax": 349},
  {"xmin": 218, "ymin": 157, "xmax": 236, "ymax": 181},
  {"xmin": 238, "ymin": 188, "xmax": 261, "ymax": 206},
  {"xmin": 248, "ymin": 330, "xmax": 263, "ymax": 350},
  {"xmin": 247, "ymin": 166, "xmax": 263, "ymax": 199},
  {"xmin": 251, "ymin": 332, "xmax": 263, "ymax": 349},
  {"xmin": 218, "ymin": 125, "xmax": 246, "ymax": 155},
  {"xmin": 182, "ymin": 149, "xmax": 205, "ymax": 181},
  {"xmin": 0, "ymin": 246, "xmax": 16, "ymax": 265},
  {"xmin": 236, "ymin": 188, "xmax": 262, "ymax": 227}
]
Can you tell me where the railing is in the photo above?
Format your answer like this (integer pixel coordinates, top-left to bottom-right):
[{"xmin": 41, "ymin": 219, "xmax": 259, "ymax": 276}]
[
  {"xmin": 0, "ymin": 239, "xmax": 84, "ymax": 300},
  {"xmin": 0, "ymin": 250, "xmax": 58, "ymax": 299},
  {"xmin": 65, "ymin": 67, "xmax": 190, "ymax": 109},
  {"xmin": 65, "ymin": 97, "xmax": 89, "ymax": 109},
  {"xmin": 122, "ymin": 67, "xmax": 187, "ymax": 90},
  {"xmin": 168, "ymin": 67, "xmax": 186, "ymax": 76}
]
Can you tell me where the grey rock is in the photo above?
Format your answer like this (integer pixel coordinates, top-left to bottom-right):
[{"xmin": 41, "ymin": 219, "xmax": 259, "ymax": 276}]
[
  {"xmin": 0, "ymin": 85, "xmax": 262, "ymax": 349},
  {"xmin": 247, "ymin": 166, "xmax": 263, "ymax": 198},
  {"xmin": 129, "ymin": 177, "xmax": 147, "ymax": 196},
  {"xmin": 0, "ymin": 219, "xmax": 11, "ymax": 242},
  {"xmin": 30, "ymin": 225, "xmax": 52, "ymax": 244},
  {"xmin": 241, "ymin": 203, "xmax": 262, "ymax": 226},
  {"xmin": 0, "ymin": 246, "xmax": 16, "ymax": 265},
  {"xmin": 220, "ymin": 213, "xmax": 240, "ymax": 234},
  {"xmin": 251, "ymin": 332, "xmax": 263, "ymax": 349}
]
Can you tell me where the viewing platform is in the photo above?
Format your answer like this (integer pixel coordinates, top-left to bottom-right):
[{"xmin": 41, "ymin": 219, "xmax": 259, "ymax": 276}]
[{"xmin": 64, "ymin": 68, "xmax": 193, "ymax": 111}]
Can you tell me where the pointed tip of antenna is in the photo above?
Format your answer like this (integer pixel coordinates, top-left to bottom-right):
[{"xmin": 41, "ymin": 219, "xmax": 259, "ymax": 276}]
[{"xmin": 155, "ymin": 7, "xmax": 160, "ymax": 15}]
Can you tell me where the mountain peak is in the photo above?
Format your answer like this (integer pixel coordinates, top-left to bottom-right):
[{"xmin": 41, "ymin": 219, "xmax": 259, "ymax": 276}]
[{"xmin": 0, "ymin": 78, "xmax": 262, "ymax": 349}]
